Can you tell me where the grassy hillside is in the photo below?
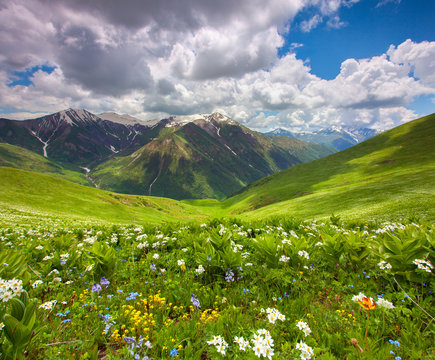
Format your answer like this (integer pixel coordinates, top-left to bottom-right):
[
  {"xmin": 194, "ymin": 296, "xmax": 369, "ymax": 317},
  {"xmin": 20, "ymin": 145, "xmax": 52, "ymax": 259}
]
[
  {"xmin": 0, "ymin": 143, "xmax": 90, "ymax": 185},
  {"xmin": 0, "ymin": 167, "xmax": 209, "ymax": 224},
  {"xmin": 0, "ymin": 114, "xmax": 433, "ymax": 224},
  {"xmin": 221, "ymin": 113, "xmax": 435, "ymax": 220},
  {"xmin": 92, "ymin": 121, "xmax": 332, "ymax": 200}
]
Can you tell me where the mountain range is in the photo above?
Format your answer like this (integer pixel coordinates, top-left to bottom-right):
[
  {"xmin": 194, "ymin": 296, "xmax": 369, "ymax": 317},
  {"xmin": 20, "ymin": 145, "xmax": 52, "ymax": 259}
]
[
  {"xmin": 1, "ymin": 112, "xmax": 433, "ymax": 224},
  {"xmin": 266, "ymin": 126, "xmax": 381, "ymax": 151},
  {"xmin": 0, "ymin": 109, "xmax": 333, "ymax": 200}
]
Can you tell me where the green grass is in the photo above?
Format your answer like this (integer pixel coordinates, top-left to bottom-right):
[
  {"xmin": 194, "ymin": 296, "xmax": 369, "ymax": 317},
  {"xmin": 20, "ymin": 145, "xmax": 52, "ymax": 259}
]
[
  {"xmin": 0, "ymin": 167, "xmax": 210, "ymax": 224},
  {"xmin": 219, "ymin": 113, "xmax": 435, "ymax": 221},
  {"xmin": 1, "ymin": 218, "xmax": 433, "ymax": 359},
  {"xmin": 0, "ymin": 143, "xmax": 90, "ymax": 186},
  {"xmin": 0, "ymin": 114, "xmax": 434, "ymax": 224}
]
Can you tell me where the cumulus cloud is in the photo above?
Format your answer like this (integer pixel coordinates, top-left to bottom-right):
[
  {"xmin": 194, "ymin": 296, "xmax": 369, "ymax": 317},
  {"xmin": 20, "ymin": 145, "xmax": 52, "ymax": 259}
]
[
  {"xmin": 387, "ymin": 39, "xmax": 435, "ymax": 86},
  {"xmin": 0, "ymin": 0, "xmax": 433, "ymax": 132}
]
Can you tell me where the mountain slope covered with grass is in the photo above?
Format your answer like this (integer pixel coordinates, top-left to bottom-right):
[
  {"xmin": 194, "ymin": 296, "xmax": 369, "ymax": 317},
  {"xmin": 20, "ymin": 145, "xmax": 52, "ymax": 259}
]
[
  {"xmin": 92, "ymin": 114, "xmax": 333, "ymax": 200},
  {"xmin": 0, "ymin": 143, "xmax": 90, "ymax": 185},
  {"xmin": 222, "ymin": 113, "xmax": 435, "ymax": 220},
  {"xmin": 0, "ymin": 167, "xmax": 210, "ymax": 224}
]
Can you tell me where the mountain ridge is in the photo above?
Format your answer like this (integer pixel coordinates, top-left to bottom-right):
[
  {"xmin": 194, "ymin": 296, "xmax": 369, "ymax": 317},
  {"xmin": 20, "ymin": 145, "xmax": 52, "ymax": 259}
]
[
  {"xmin": 266, "ymin": 126, "xmax": 381, "ymax": 151},
  {"xmin": 0, "ymin": 108, "xmax": 334, "ymax": 200}
]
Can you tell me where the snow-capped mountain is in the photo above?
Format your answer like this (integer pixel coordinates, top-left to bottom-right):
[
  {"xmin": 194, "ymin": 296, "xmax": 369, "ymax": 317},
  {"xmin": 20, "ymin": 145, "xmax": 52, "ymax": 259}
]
[
  {"xmin": 0, "ymin": 108, "xmax": 152, "ymax": 166},
  {"xmin": 0, "ymin": 108, "xmax": 333, "ymax": 200},
  {"xmin": 266, "ymin": 126, "xmax": 381, "ymax": 151}
]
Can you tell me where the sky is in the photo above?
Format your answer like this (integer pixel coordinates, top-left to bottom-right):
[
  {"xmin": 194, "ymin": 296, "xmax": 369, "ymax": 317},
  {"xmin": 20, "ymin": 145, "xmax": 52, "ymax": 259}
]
[{"xmin": 0, "ymin": 0, "xmax": 434, "ymax": 132}]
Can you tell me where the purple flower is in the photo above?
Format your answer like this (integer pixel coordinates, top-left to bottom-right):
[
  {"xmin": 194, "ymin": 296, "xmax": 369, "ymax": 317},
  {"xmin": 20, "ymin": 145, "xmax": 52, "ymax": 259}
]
[
  {"xmin": 190, "ymin": 293, "xmax": 201, "ymax": 309},
  {"xmin": 100, "ymin": 277, "xmax": 110, "ymax": 287},
  {"xmin": 150, "ymin": 263, "xmax": 156, "ymax": 272},
  {"xmin": 92, "ymin": 283, "xmax": 102, "ymax": 293}
]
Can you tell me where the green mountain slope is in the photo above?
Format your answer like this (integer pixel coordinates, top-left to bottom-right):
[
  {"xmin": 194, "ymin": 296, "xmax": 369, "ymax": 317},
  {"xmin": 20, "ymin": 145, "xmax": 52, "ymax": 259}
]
[
  {"xmin": 1, "ymin": 114, "xmax": 433, "ymax": 224},
  {"xmin": 0, "ymin": 167, "xmax": 209, "ymax": 224},
  {"xmin": 92, "ymin": 116, "xmax": 333, "ymax": 200},
  {"xmin": 222, "ymin": 113, "xmax": 435, "ymax": 220},
  {"xmin": 0, "ymin": 143, "xmax": 90, "ymax": 185}
]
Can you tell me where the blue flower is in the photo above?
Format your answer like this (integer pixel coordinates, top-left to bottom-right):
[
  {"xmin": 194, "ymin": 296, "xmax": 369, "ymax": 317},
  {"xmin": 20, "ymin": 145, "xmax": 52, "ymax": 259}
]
[
  {"xmin": 100, "ymin": 277, "xmax": 110, "ymax": 287},
  {"xmin": 191, "ymin": 293, "xmax": 201, "ymax": 309},
  {"xmin": 92, "ymin": 283, "xmax": 102, "ymax": 293},
  {"xmin": 61, "ymin": 319, "xmax": 71, "ymax": 323},
  {"xmin": 170, "ymin": 348, "xmax": 178, "ymax": 357}
]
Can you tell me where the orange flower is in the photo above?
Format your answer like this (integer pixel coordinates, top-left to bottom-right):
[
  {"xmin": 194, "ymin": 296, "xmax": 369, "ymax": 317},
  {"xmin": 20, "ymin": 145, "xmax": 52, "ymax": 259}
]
[{"xmin": 358, "ymin": 297, "xmax": 376, "ymax": 311}]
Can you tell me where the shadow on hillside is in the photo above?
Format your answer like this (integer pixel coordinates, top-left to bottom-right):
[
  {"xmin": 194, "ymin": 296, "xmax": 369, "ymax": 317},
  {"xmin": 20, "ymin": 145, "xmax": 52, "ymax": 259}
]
[{"xmin": 225, "ymin": 113, "xmax": 434, "ymax": 213}]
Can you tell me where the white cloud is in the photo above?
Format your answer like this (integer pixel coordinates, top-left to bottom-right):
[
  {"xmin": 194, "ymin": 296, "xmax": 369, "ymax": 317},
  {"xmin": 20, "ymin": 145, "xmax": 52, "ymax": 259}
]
[
  {"xmin": 0, "ymin": 0, "xmax": 433, "ymax": 133},
  {"xmin": 387, "ymin": 39, "xmax": 435, "ymax": 87},
  {"xmin": 376, "ymin": 0, "xmax": 401, "ymax": 8},
  {"xmin": 300, "ymin": 14, "xmax": 323, "ymax": 32}
]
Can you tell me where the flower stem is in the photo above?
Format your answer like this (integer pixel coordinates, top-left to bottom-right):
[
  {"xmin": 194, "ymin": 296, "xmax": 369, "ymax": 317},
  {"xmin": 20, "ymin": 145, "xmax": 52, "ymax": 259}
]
[{"xmin": 365, "ymin": 309, "xmax": 370, "ymax": 350}]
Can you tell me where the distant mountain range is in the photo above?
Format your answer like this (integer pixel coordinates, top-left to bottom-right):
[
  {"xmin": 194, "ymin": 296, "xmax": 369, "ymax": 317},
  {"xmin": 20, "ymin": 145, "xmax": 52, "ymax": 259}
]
[
  {"xmin": 0, "ymin": 109, "xmax": 334, "ymax": 200},
  {"xmin": 266, "ymin": 126, "xmax": 382, "ymax": 151}
]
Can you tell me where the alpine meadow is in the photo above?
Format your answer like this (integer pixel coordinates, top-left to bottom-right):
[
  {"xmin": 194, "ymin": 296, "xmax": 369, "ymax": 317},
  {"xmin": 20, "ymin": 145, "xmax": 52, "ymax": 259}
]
[{"xmin": 1, "ymin": 0, "xmax": 435, "ymax": 359}]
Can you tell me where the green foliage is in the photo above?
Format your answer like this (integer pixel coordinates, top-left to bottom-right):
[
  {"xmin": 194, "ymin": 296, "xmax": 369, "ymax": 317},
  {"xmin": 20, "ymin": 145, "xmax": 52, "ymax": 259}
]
[
  {"xmin": 374, "ymin": 228, "xmax": 430, "ymax": 281},
  {"xmin": 0, "ymin": 217, "xmax": 433, "ymax": 359},
  {"xmin": 0, "ymin": 251, "xmax": 33, "ymax": 285},
  {"xmin": 85, "ymin": 241, "xmax": 118, "ymax": 279},
  {"xmin": 1, "ymin": 291, "xmax": 38, "ymax": 360}
]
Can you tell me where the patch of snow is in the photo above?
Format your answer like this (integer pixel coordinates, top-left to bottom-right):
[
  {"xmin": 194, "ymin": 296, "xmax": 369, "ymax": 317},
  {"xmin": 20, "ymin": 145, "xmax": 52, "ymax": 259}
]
[
  {"xmin": 224, "ymin": 144, "xmax": 238, "ymax": 156},
  {"xmin": 165, "ymin": 112, "xmax": 235, "ymax": 128},
  {"xmin": 79, "ymin": 166, "xmax": 90, "ymax": 175},
  {"xmin": 30, "ymin": 130, "xmax": 49, "ymax": 158},
  {"xmin": 57, "ymin": 108, "xmax": 99, "ymax": 126}
]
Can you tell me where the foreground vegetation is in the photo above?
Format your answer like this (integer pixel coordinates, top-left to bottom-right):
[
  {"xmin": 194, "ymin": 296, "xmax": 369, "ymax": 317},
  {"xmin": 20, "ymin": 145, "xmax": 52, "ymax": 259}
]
[{"xmin": 1, "ymin": 214, "xmax": 433, "ymax": 359}]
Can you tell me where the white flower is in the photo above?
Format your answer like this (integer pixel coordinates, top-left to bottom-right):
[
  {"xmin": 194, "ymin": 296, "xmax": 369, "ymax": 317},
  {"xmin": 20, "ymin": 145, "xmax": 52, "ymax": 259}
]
[
  {"xmin": 279, "ymin": 255, "xmax": 290, "ymax": 262},
  {"xmin": 0, "ymin": 278, "xmax": 23, "ymax": 302},
  {"xmin": 250, "ymin": 329, "xmax": 274, "ymax": 359},
  {"xmin": 234, "ymin": 336, "xmax": 250, "ymax": 351},
  {"xmin": 152, "ymin": 253, "xmax": 159, "ymax": 259},
  {"xmin": 265, "ymin": 307, "xmax": 285, "ymax": 325},
  {"xmin": 298, "ymin": 250, "xmax": 309, "ymax": 259},
  {"xmin": 351, "ymin": 292, "xmax": 366, "ymax": 303},
  {"xmin": 413, "ymin": 259, "xmax": 433, "ymax": 273},
  {"xmin": 195, "ymin": 264, "xmax": 205, "ymax": 275},
  {"xmin": 32, "ymin": 280, "xmax": 43, "ymax": 288},
  {"xmin": 296, "ymin": 340, "xmax": 314, "ymax": 359},
  {"xmin": 376, "ymin": 298, "xmax": 395, "ymax": 309},
  {"xmin": 207, "ymin": 335, "xmax": 228, "ymax": 355},
  {"xmin": 378, "ymin": 260, "xmax": 392, "ymax": 270},
  {"xmin": 177, "ymin": 259, "xmax": 185, "ymax": 266},
  {"xmin": 296, "ymin": 320, "xmax": 312, "ymax": 337},
  {"xmin": 85, "ymin": 264, "xmax": 94, "ymax": 272},
  {"xmin": 39, "ymin": 300, "xmax": 57, "ymax": 310}
]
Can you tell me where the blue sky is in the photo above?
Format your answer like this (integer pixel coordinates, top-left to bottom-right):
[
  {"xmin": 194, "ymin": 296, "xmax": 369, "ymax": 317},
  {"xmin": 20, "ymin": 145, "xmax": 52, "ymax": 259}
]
[
  {"xmin": 283, "ymin": 0, "xmax": 434, "ymax": 79},
  {"xmin": 0, "ymin": 0, "xmax": 434, "ymax": 131}
]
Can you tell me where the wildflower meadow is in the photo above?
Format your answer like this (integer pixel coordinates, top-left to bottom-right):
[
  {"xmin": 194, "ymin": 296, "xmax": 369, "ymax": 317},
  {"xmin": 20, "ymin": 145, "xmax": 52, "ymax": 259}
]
[{"xmin": 0, "ymin": 215, "xmax": 434, "ymax": 359}]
